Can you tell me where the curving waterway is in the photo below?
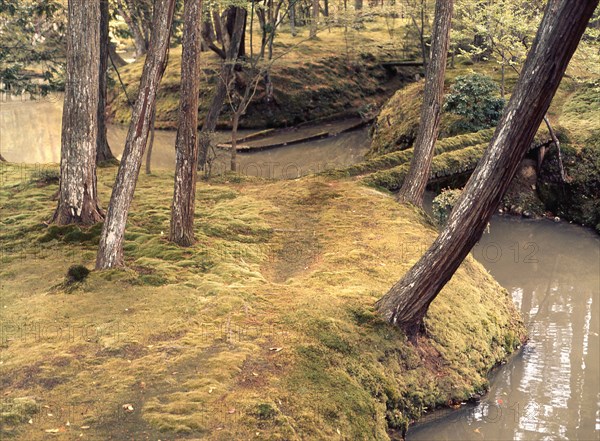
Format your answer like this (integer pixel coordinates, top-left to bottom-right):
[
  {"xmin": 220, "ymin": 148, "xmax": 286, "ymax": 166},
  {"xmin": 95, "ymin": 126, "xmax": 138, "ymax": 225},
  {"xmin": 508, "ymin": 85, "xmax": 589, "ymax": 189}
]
[
  {"xmin": 408, "ymin": 216, "xmax": 600, "ymax": 441},
  {"xmin": 0, "ymin": 93, "xmax": 369, "ymax": 179},
  {"xmin": 1, "ymin": 94, "xmax": 599, "ymax": 441}
]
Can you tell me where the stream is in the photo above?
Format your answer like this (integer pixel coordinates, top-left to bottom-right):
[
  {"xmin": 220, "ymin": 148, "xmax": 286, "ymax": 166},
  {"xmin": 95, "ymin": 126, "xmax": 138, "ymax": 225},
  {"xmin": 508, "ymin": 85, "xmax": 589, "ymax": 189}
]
[
  {"xmin": 1, "ymin": 94, "xmax": 599, "ymax": 441},
  {"xmin": 0, "ymin": 94, "xmax": 370, "ymax": 178}
]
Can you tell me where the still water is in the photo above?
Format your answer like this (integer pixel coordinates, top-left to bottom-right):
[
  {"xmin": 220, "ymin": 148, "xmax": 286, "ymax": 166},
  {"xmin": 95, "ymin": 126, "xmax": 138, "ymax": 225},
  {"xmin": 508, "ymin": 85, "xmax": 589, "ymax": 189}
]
[
  {"xmin": 0, "ymin": 94, "xmax": 369, "ymax": 178},
  {"xmin": 2, "ymin": 94, "xmax": 599, "ymax": 441},
  {"xmin": 408, "ymin": 217, "xmax": 600, "ymax": 441}
]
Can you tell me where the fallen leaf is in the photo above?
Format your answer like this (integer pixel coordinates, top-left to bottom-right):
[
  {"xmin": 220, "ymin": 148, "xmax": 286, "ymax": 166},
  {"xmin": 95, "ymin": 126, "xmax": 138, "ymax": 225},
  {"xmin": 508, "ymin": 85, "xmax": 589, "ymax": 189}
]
[
  {"xmin": 474, "ymin": 427, "xmax": 481, "ymax": 433},
  {"xmin": 269, "ymin": 347, "xmax": 283, "ymax": 352},
  {"xmin": 81, "ymin": 425, "xmax": 90, "ymax": 429},
  {"xmin": 45, "ymin": 429, "xmax": 60, "ymax": 433},
  {"xmin": 228, "ymin": 408, "xmax": 236, "ymax": 414}
]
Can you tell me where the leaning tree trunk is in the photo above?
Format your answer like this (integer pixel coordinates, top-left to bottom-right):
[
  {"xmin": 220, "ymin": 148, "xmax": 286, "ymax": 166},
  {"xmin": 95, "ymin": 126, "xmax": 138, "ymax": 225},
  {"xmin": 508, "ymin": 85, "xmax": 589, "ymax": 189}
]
[
  {"xmin": 198, "ymin": 7, "xmax": 247, "ymax": 171},
  {"xmin": 170, "ymin": 0, "xmax": 203, "ymax": 247},
  {"xmin": 53, "ymin": 0, "xmax": 103, "ymax": 225},
  {"xmin": 97, "ymin": 0, "xmax": 117, "ymax": 164},
  {"xmin": 375, "ymin": 0, "xmax": 598, "ymax": 338},
  {"xmin": 96, "ymin": 0, "xmax": 176, "ymax": 269},
  {"xmin": 397, "ymin": 0, "xmax": 453, "ymax": 206}
]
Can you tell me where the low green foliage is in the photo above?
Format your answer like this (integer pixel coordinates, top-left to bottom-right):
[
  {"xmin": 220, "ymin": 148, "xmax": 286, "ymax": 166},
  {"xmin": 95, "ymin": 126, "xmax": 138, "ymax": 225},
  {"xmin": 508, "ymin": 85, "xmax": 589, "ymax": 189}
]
[
  {"xmin": 432, "ymin": 189, "xmax": 463, "ymax": 226},
  {"xmin": 443, "ymin": 73, "xmax": 505, "ymax": 133}
]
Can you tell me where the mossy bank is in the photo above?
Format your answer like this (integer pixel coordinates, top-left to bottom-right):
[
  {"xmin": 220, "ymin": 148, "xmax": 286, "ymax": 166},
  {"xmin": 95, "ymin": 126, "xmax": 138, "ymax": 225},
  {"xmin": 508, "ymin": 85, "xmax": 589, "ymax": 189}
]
[
  {"xmin": 368, "ymin": 60, "xmax": 600, "ymax": 232},
  {"xmin": 108, "ymin": 26, "xmax": 419, "ymax": 130},
  {"xmin": 0, "ymin": 163, "xmax": 525, "ymax": 440}
]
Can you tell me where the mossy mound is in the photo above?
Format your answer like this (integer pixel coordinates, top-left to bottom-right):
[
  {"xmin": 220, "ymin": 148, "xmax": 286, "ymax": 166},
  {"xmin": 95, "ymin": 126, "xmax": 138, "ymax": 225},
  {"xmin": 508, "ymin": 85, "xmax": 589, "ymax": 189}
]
[
  {"xmin": 0, "ymin": 163, "xmax": 524, "ymax": 439},
  {"xmin": 109, "ymin": 48, "xmax": 415, "ymax": 130},
  {"xmin": 538, "ymin": 139, "xmax": 600, "ymax": 232}
]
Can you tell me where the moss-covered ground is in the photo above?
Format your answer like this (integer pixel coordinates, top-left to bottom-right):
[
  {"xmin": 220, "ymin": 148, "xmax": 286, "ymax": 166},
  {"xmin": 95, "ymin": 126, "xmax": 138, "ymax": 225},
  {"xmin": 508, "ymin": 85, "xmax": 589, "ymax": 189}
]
[{"xmin": 0, "ymin": 163, "xmax": 525, "ymax": 440}]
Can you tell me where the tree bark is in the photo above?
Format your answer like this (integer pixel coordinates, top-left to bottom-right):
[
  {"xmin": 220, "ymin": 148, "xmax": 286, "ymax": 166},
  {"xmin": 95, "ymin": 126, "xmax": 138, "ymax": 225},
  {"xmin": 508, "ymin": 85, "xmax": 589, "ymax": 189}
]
[
  {"xmin": 53, "ymin": 0, "xmax": 103, "ymax": 225},
  {"xmin": 397, "ymin": 0, "xmax": 453, "ymax": 206},
  {"xmin": 97, "ymin": 0, "xmax": 117, "ymax": 164},
  {"xmin": 198, "ymin": 7, "xmax": 246, "ymax": 171},
  {"xmin": 375, "ymin": 0, "xmax": 598, "ymax": 338},
  {"xmin": 145, "ymin": 106, "xmax": 157, "ymax": 174},
  {"xmin": 96, "ymin": 0, "xmax": 176, "ymax": 269},
  {"xmin": 310, "ymin": 0, "xmax": 319, "ymax": 38},
  {"xmin": 170, "ymin": 0, "xmax": 203, "ymax": 247},
  {"xmin": 290, "ymin": 0, "xmax": 297, "ymax": 36}
]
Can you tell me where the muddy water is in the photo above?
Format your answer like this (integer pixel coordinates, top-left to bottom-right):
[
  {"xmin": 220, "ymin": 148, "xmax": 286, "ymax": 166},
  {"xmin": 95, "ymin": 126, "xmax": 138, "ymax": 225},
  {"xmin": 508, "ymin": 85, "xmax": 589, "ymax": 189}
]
[
  {"xmin": 0, "ymin": 94, "xmax": 369, "ymax": 178},
  {"xmin": 2, "ymin": 95, "xmax": 599, "ymax": 441},
  {"xmin": 408, "ymin": 216, "xmax": 600, "ymax": 441}
]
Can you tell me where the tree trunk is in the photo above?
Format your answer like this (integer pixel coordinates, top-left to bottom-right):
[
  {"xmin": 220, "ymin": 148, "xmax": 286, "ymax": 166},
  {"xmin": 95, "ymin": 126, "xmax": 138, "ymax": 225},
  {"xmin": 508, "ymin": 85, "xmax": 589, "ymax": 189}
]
[
  {"xmin": 145, "ymin": 106, "xmax": 157, "ymax": 174},
  {"xmin": 397, "ymin": 0, "xmax": 453, "ymax": 206},
  {"xmin": 116, "ymin": 0, "xmax": 148, "ymax": 58},
  {"xmin": 290, "ymin": 1, "xmax": 297, "ymax": 36},
  {"xmin": 96, "ymin": 0, "xmax": 176, "ymax": 269},
  {"xmin": 97, "ymin": 0, "xmax": 117, "ymax": 164},
  {"xmin": 231, "ymin": 112, "xmax": 239, "ymax": 172},
  {"xmin": 375, "ymin": 0, "xmax": 598, "ymax": 338},
  {"xmin": 170, "ymin": 0, "xmax": 203, "ymax": 247},
  {"xmin": 53, "ymin": 0, "xmax": 103, "ymax": 225},
  {"xmin": 354, "ymin": 0, "xmax": 362, "ymax": 11},
  {"xmin": 310, "ymin": 0, "xmax": 319, "ymax": 38},
  {"xmin": 198, "ymin": 7, "xmax": 246, "ymax": 171}
]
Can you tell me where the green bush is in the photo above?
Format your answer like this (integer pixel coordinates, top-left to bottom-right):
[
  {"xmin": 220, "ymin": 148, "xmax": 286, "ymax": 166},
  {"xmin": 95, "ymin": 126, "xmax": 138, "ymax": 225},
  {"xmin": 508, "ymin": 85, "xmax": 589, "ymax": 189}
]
[
  {"xmin": 432, "ymin": 189, "xmax": 463, "ymax": 227},
  {"xmin": 66, "ymin": 265, "xmax": 90, "ymax": 284},
  {"xmin": 444, "ymin": 74, "xmax": 505, "ymax": 133}
]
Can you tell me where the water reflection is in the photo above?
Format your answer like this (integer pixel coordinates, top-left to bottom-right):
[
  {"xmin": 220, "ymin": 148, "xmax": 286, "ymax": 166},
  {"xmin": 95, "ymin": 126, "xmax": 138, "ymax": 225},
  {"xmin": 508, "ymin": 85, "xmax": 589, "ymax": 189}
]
[
  {"xmin": 0, "ymin": 94, "xmax": 370, "ymax": 177},
  {"xmin": 408, "ymin": 217, "xmax": 600, "ymax": 441}
]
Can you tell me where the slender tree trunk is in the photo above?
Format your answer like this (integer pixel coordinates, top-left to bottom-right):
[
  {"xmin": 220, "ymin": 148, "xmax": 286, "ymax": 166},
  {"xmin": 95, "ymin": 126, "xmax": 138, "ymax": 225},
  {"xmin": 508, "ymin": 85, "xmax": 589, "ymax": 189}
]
[
  {"xmin": 96, "ymin": 0, "xmax": 176, "ymax": 269},
  {"xmin": 354, "ymin": 0, "xmax": 362, "ymax": 11},
  {"xmin": 53, "ymin": 0, "xmax": 103, "ymax": 225},
  {"xmin": 231, "ymin": 112, "xmax": 239, "ymax": 172},
  {"xmin": 543, "ymin": 115, "xmax": 566, "ymax": 181},
  {"xmin": 310, "ymin": 0, "xmax": 319, "ymax": 38},
  {"xmin": 290, "ymin": 1, "xmax": 297, "ymax": 36},
  {"xmin": 170, "ymin": 0, "xmax": 203, "ymax": 247},
  {"xmin": 145, "ymin": 106, "xmax": 156, "ymax": 174},
  {"xmin": 375, "ymin": 0, "xmax": 598, "ymax": 338},
  {"xmin": 116, "ymin": 0, "xmax": 148, "ymax": 58},
  {"xmin": 397, "ymin": 0, "xmax": 453, "ymax": 206},
  {"xmin": 97, "ymin": 0, "xmax": 116, "ymax": 164},
  {"xmin": 198, "ymin": 7, "xmax": 246, "ymax": 171}
]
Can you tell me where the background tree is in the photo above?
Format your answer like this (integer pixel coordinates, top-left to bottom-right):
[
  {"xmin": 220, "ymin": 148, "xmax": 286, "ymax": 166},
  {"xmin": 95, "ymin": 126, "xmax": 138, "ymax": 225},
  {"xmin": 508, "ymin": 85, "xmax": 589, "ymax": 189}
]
[
  {"xmin": 198, "ymin": 4, "xmax": 247, "ymax": 173},
  {"xmin": 376, "ymin": 0, "xmax": 598, "ymax": 338},
  {"xmin": 170, "ymin": 0, "xmax": 203, "ymax": 246},
  {"xmin": 0, "ymin": 0, "xmax": 65, "ymax": 96},
  {"xmin": 397, "ymin": 0, "xmax": 454, "ymax": 206},
  {"xmin": 97, "ymin": 0, "xmax": 117, "ymax": 164},
  {"xmin": 114, "ymin": 0, "xmax": 153, "ymax": 58},
  {"xmin": 96, "ymin": 0, "xmax": 177, "ymax": 269},
  {"xmin": 53, "ymin": 0, "xmax": 103, "ymax": 225}
]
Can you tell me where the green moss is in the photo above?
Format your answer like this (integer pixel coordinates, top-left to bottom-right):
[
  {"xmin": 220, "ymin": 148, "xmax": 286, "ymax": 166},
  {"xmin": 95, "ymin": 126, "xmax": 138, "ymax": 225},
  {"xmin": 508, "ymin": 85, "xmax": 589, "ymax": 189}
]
[
  {"xmin": 0, "ymin": 164, "xmax": 524, "ymax": 440},
  {"xmin": 66, "ymin": 264, "xmax": 90, "ymax": 284}
]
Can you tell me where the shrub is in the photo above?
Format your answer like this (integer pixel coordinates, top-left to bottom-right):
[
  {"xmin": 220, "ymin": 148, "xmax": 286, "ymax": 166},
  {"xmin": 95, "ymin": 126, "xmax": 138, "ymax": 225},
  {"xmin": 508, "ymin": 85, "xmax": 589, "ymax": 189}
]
[
  {"xmin": 444, "ymin": 74, "xmax": 505, "ymax": 133},
  {"xmin": 66, "ymin": 265, "xmax": 90, "ymax": 284},
  {"xmin": 432, "ymin": 189, "xmax": 463, "ymax": 227}
]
